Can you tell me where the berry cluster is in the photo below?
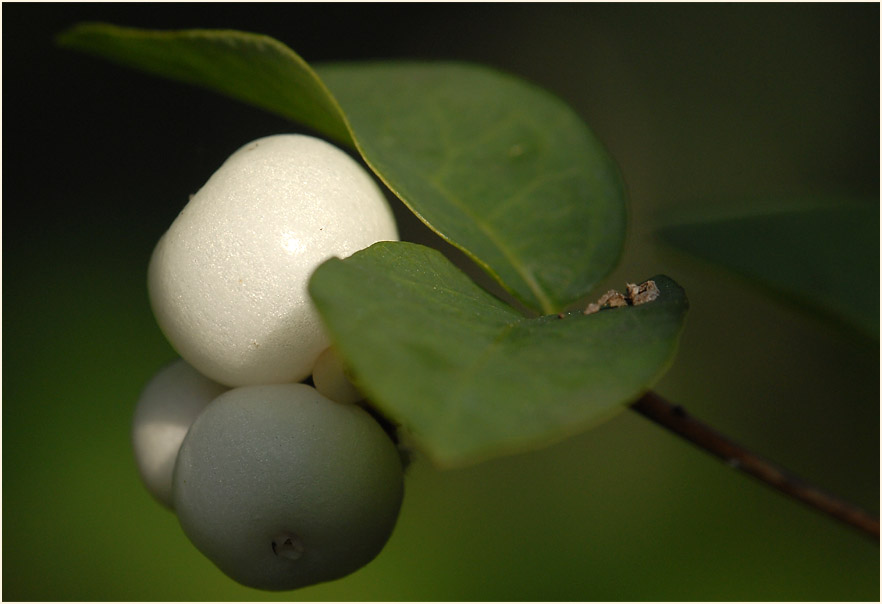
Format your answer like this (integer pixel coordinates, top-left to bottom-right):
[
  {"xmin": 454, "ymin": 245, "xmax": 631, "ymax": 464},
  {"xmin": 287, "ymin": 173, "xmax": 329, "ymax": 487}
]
[{"xmin": 132, "ymin": 135, "xmax": 404, "ymax": 591}]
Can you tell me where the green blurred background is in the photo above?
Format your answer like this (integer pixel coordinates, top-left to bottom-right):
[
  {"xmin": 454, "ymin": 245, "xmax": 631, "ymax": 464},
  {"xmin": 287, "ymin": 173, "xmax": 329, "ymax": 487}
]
[{"xmin": 4, "ymin": 3, "xmax": 878, "ymax": 600}]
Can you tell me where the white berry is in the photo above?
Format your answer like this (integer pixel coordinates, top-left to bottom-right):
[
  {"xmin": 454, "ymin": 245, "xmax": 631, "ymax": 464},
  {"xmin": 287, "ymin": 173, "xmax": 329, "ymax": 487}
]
[
  {"xmin": 173, "ymin": 383, "xmax": 404, "ymax": 591},
  {"xmin": 312, "ymin": 346, "xmax": 364, "ymax": 404},
  {"xmin": 132, "ymin": 359, "xmax": 228, "ymax": 507},
  {"xmin": 148, "ymin": 134, "xmax": 398, "ymax": 387}
]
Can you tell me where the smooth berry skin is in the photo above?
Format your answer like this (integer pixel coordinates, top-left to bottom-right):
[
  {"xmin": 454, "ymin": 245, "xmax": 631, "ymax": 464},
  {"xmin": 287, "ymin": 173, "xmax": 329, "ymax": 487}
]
[
  {"xmin": 132, "ymin": 359, "xmax": 228, "ymax": 508},
  {"xmin": 172, "ymin": 383, "xmax": 404, "ymax": 591},
  {"xmin": 312, "ymin": 346, "xmax": 364, "ymax": 405},
  {"xmin": 148, "ymin": 134, "xmax": 399, "ymax": 387}
]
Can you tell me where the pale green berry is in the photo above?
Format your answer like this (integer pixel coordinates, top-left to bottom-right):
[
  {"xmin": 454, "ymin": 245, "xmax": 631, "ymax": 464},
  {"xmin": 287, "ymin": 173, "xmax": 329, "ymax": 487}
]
[{"xmin": 173, "ymin": 383, "xmax": 404, "ymax": 591}]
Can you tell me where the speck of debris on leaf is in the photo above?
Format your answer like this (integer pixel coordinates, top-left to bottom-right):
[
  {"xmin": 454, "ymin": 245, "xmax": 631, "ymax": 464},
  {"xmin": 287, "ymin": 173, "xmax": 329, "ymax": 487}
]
[
  {"xmin": 583, "ymin": 279, "xmax": 660, "ymax": 315},
  {"xmin": 627, "ymin": 280, "xmax": 661, "ymax": 305}
]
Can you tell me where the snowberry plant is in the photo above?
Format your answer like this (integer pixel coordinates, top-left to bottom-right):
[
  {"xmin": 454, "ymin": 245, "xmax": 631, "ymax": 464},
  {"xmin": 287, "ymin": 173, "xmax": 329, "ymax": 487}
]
[
  {"xmin": 60, "ymin": 22, "xmax": 878, "ymax": 593},
  {"xmin": 132, "ymin": 132, "xmax": 403, "ymax": 590}
]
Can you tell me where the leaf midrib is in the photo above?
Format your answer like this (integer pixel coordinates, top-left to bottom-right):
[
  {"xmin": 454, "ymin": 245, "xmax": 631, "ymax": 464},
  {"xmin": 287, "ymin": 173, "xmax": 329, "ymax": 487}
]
[{"xmin": 424, "ymin": 176, "xmax": 556, "ymax": 315}]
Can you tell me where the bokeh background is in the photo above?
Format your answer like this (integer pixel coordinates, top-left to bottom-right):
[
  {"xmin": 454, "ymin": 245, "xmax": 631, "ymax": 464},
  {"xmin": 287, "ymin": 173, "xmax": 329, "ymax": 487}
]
[{"xmin": 4, "ymin": 3, "xmax": 878, "ymax": 600}]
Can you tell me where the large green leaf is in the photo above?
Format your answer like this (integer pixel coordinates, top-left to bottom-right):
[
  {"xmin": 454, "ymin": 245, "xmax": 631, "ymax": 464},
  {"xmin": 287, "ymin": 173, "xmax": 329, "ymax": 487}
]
[
  {"xmin": 658, "ymin": 203, "xmax": 878, "ymax": 338},
  {"xmin": 310, "ymin": 241, "xmax": 688, "ymax": 467},
  {"xmin": 316, "ymin": 62, "xmax": 626, "ymax": 314},
  {"xmin": 58, "ymin": 23, "xmax": 626, "ymax": 314}
]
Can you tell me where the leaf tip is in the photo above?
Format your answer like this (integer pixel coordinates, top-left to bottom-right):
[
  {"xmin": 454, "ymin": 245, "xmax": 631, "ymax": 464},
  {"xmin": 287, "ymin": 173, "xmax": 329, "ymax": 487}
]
[{"xmin": 55, "ymin": 21, "xmax": 105, "ymax": 46}]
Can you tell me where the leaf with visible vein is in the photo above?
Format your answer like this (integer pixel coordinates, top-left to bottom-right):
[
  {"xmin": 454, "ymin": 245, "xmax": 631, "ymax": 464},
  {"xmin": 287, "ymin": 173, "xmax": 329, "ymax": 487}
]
[
  {"xmin": 317, "ymin": 62, "xmax": 626, "ymax": 315},
  {"xmin": 310, "ymin": 241, "xmax": 688, "ymax": 466}
]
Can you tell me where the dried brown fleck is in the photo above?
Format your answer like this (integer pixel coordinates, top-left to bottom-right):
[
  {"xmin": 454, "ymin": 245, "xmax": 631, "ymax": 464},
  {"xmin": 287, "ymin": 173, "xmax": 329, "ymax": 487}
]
[
  {"xmin": 630, "ymin": 280, "xmax": 660, "ymax": 305},
  {"xmin": 583, "ymin": 280, "xmax": 660, "ymax": 314}
]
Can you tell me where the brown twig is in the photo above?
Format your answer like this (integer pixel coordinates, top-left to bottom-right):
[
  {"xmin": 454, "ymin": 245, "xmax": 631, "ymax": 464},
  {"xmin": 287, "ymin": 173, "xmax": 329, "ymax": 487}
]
[{"xmin": 630, "ymin": 391, "xmax": 879, "ymax": 541}]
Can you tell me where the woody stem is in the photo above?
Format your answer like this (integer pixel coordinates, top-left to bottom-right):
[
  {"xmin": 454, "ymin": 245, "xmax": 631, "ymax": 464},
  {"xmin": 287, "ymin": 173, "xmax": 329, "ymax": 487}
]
[{"xmin": 630, "ymin": 391, "xmax": 879, "ymax": 541}]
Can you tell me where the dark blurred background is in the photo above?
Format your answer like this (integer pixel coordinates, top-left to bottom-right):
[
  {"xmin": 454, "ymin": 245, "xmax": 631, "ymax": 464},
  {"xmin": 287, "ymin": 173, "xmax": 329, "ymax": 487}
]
[{"xmin": 3, "ymin": 3, "xmax": 879, "ymax": 600}]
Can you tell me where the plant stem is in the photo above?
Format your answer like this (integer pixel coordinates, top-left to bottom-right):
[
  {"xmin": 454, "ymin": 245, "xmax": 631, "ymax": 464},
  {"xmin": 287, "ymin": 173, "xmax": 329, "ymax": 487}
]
[{"xmin": 630, "ymin": 391, "xmax": 879, "ymax": 541}]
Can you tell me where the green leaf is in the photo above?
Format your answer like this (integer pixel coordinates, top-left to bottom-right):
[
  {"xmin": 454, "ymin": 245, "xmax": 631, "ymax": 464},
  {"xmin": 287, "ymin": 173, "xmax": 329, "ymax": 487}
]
[
  {"xmin": 316, "ymin": 62, "xmax": 626, "ymax": 314},
  {"xmin": 58, "ymin": 24, "xmax": 626, "ymax": 314},
  {"xmin": 657, "ymin": 203, "xmax": 878, "ymax": 338},
  {"xmin": 309, "ymin": 241, "xmax": 688, "ymax": 467},
  {"xmin": 56, "ymin": 22, "xmax": 351, "ymax": 145}
]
